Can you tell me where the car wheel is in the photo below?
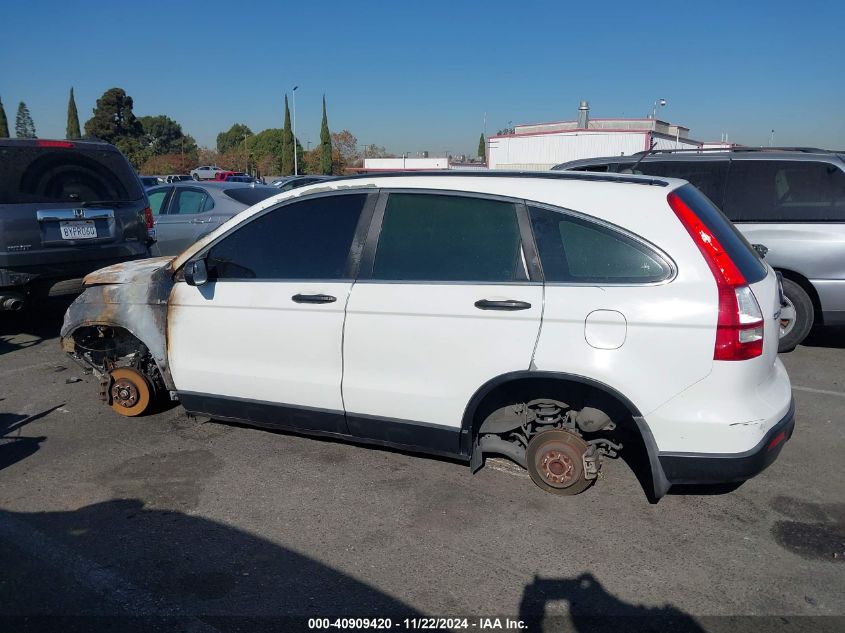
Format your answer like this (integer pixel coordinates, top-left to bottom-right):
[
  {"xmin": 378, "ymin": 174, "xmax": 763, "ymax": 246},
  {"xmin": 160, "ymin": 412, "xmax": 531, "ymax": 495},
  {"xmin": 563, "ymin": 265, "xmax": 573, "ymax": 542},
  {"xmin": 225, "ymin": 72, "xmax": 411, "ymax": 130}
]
[
  {"xmin": 526, "ymin": 429, "xmax": 594, "ymax": 496},
  {"xmin": 109, "ymin": 367, "xmax": 154, "ymax": 417},
  {"xmin": 192, "ymin": 173, "xmax": 200, "ymax": 181},
  {"xmin": 778, "ymin": 278, "xmax": 814, "ymax": 353}
]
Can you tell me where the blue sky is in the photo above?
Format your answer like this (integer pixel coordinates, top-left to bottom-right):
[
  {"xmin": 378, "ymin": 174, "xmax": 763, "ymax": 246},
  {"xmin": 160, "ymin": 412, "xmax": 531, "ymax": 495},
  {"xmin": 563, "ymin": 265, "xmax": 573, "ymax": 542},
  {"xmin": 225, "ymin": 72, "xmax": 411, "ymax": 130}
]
[{"xmin": 1, "ymin": 0, "xmax": 843, "ymax": 155}]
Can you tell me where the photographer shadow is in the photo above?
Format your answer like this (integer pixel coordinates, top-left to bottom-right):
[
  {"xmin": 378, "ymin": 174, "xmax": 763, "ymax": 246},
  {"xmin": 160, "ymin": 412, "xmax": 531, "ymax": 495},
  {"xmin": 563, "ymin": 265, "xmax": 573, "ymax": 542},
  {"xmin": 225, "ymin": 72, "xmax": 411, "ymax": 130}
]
[{"xmin": 518, "ymin": 572, "xmax": 704, "ymax": 633}]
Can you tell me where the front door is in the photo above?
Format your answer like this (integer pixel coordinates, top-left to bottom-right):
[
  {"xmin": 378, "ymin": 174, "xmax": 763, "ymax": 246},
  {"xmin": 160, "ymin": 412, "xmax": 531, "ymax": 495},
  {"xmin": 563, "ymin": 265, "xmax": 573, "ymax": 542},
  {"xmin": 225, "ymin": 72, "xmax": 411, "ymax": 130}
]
[
  {"xmin": 341, "ymin": 191, "xmax": 543, "ymax": 454},
  {"xmin": 168, "ymin": 192, "xmax": 373, "ymax": 434}
]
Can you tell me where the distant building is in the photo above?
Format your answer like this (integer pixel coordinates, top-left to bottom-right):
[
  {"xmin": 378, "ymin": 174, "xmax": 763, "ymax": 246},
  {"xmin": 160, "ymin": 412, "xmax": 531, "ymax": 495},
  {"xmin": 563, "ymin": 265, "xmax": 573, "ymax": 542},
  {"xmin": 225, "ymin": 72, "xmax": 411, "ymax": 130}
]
[{"xmin": 487, "ymin": 101, "xmax": 703, "ymax": 170}]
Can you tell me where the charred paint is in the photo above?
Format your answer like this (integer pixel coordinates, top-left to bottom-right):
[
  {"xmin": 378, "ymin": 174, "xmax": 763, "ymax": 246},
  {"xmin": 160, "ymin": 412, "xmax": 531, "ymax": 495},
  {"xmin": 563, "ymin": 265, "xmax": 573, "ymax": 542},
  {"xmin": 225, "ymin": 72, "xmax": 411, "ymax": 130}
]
[{"xmin": 60, "ymin": 257, "xmax": 178, "ymax": 390}]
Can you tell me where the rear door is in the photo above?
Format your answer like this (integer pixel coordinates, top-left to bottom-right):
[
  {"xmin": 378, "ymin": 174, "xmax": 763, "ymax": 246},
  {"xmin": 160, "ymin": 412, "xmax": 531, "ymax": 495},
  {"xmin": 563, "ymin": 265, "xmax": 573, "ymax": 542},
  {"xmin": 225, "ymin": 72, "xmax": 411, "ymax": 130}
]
[
  {"xmin": 153, "ymin": 187, "xmax": 215, "ymax": 255},
  {"xmin": 341, "ymin": 191, "xmax": 543, "ymax": 454}
]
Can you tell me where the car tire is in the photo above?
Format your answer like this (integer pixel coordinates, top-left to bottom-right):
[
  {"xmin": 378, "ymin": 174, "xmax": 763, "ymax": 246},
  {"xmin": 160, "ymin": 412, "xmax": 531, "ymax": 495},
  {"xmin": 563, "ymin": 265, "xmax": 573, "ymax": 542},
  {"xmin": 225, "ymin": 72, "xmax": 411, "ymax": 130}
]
[
  {"xmin": 192, "ymin": 173, "xmax": 200, "ymax": 181},
  {"xmin": 778, "ymin": 278, "xmax": 814, "ymax": 353}
]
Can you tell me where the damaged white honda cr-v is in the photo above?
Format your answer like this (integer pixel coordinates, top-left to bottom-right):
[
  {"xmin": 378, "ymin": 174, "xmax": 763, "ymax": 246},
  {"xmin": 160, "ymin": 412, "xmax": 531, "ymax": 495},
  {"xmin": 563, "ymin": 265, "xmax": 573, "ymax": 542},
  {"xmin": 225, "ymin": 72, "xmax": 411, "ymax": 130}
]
[{"xmin": 61, "ymin": 172, "xmax": 795, "ymax": 499}]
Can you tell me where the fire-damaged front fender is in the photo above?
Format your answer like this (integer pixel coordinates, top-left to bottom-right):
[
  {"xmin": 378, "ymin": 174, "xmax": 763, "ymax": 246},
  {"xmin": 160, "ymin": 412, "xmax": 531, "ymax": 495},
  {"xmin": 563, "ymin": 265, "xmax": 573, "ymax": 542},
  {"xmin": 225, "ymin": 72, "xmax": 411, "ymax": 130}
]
[{"xmin": 59, "ymin": 258, "xmax": 176, "ymax": 391}]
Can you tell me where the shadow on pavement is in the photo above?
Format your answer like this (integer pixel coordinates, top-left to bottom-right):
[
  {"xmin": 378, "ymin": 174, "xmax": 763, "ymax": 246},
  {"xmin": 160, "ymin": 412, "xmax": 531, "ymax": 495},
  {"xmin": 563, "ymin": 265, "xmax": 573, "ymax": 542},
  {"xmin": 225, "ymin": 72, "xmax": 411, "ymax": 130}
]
[
  {"xmin": 0, "ymin": 498, "xmax": 423, "ymax": 631},
  {"xmin": 0, "ymin": 298, "xmax": 72, "ymax": 355},
  {"xmin": 519, "ymin": 572, "xmax": 704, "ymax": 633},
  {"xmin": 801, "ymin": 325, "xmax": 845, "ymax": 350},
  {"xmin": 0, "ymin": 405, "xmax": 60, "ymax": 471}
]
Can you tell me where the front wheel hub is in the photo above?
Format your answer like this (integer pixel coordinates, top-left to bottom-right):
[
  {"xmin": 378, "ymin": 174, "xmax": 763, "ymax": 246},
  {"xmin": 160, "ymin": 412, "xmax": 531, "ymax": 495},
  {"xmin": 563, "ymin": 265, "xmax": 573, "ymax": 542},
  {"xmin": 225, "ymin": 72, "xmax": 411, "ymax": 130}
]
[{"xmin": 108, "ymin": 367, "xmax": 153, "ymax": 417}]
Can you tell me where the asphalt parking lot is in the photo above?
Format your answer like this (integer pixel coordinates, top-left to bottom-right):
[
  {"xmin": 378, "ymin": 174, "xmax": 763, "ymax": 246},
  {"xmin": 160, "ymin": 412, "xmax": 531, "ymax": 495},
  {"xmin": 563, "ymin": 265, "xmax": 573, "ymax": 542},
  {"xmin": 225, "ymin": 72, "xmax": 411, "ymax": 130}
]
[{"xmin": 1, "ymin": 304, "xmax": 843, "ymax": 632}]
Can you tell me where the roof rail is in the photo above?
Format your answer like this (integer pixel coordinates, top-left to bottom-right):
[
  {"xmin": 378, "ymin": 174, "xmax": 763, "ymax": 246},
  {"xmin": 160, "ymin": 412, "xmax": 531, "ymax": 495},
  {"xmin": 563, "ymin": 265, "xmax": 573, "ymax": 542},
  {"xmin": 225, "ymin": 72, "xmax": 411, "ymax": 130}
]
[
  {"xmin": 328, "ymin": 170, "xmax": 669, "ymax": 187},
  {"xmin": 631, "ymin": 146, "xmax": 843, "ymax": 156}
]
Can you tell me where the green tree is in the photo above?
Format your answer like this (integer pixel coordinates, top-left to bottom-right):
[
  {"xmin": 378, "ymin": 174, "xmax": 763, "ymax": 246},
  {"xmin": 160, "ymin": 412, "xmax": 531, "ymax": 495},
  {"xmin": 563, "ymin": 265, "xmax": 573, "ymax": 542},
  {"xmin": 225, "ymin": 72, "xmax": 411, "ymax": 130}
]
[
  {"xmin": 15, "ymin": 102, "xmax": 37, "ymax": 138},
  {"xmin": 281, "ymin": 95, "xmax": 294, "ymax": 175},
  {"xmin": 0, "ymin": 97, "xmax": 8, "ymax": 138},
  {"xmin": 216, "ymin": 123, "xmax": 252, "ymax": 154},
  {"xmin": 477, "ymin": 133, "xmax": 485, "ymax": 160},
  {"xmin": 138, "ymin": 115, "xmax": 196, "ymax": 159},
  {"xmin": 66, "ymin": 87, "xmax": 81, "ymax": 139},
  {"xmin": 84, "ymin": 88, "xmax": 143, "ymax": 143},
  {"xmin": 319, "ymin": 95, "xmax": 332, "ymax": 175}
]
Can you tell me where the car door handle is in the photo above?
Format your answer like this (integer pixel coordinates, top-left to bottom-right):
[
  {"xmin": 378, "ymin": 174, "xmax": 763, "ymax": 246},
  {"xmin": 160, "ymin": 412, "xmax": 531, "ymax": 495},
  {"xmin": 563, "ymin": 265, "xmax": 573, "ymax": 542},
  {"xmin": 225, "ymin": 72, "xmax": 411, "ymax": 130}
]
[
  {"xmin": 474, "ymin": 299, "xmax": 532, "ymax": 311},
  {"xmin": 292, "ymin": 293, "xmax": 337, "ymax": 304}
]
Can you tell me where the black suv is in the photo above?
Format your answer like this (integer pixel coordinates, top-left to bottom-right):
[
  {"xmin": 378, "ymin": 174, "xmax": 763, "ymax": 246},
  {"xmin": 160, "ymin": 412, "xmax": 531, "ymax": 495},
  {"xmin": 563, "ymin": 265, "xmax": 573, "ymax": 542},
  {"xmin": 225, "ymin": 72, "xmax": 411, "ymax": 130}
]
[{"xmin": 0, "ymin": 139, "xmax": 152, "ymax": 310}]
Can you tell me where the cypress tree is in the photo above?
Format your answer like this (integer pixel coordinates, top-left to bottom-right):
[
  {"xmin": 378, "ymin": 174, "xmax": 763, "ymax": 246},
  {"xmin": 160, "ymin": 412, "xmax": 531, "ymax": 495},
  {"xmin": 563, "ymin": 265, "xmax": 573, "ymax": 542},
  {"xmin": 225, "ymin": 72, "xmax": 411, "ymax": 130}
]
[
  {"xmin": 15, "ymin": 102, "xmax": 37, "ymax": 138},
  {"xmin": 319, "ymin": 95, "xmax": 332, "ymax": 175},
  {"xmin": 0, "ymin": 97, "xmax": 9, "ymax": 138},
  {"xmin": 281, "ymin": 95, "xmax": 294, "ymax": 175},
  {"xmin": 478, "ymin": 133, "xmax": 485, "ymax": 160},
  {"xmin": 66, "ymin": 87, "xmax": 81, "ymax": 139}
]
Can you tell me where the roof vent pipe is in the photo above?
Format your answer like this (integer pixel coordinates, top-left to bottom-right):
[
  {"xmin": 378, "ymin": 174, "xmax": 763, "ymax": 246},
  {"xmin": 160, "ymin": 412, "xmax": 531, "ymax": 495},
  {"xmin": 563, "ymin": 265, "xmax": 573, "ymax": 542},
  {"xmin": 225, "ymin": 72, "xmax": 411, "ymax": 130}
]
[{"xmin": 577, "ymin": 100, "xmax": 590, "ymax": 129}]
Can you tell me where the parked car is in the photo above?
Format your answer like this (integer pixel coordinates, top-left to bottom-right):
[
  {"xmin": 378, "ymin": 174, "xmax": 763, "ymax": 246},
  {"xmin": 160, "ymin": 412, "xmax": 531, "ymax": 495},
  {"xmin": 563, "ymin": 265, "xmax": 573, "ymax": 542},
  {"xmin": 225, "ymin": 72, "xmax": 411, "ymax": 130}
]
[
  {"xmin": 190, "ymin": 165, "xmax": 223, "ymax": 181},
  {"xmin": 145, "ymin": 181, "xmax": 278, "ymax": 255},
  {"xmin": 554, "ymin": 147, "xmax": 845, "ymax": 351},
  {"xmin": 61, "ymin": 172, "xmax": 793, "ymax": 499},
  {"xmin": 224, "ymin": 175, "xmax": 258, "ymax": 183},
  {"xmin": 165, "ymin": 174, "xmax": 192, "ymax": 183},
  {"xmin": 0, "ymin": 138, "xmax": 152, "ymax": 311},
  {"xmin": 270, "ymin": 175, "xmax": 335, "ymax": 191},
  {"xmin": 139, "ymin": 175, "xmax": 161, "ymax": 188}
]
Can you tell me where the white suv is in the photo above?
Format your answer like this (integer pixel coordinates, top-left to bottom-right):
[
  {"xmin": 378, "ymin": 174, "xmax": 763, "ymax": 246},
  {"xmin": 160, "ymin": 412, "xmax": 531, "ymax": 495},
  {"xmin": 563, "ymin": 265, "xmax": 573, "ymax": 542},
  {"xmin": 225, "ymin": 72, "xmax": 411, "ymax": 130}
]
[
  {"xmin": 190, "ymin": 165, "xmax": 223, "ymax": 181},
  {"xmin": 60, "ymin": 172, "xmax": 794, "ymax": 499}
]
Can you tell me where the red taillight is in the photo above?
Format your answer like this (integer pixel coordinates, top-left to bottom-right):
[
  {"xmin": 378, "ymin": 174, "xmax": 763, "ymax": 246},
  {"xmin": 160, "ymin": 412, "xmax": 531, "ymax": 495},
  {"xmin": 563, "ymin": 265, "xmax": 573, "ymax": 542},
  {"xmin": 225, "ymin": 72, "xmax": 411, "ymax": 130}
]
[
  {"xmin": 668, "ymin": 191, "xmax": 764, "ymax": 361},
  {"xmin": 36, "ymin": 140, "xmax": 74, "ymax": 148},
  {"xmin": 143, "ymin": 206, "xmax": 154, "ymax": 229}
]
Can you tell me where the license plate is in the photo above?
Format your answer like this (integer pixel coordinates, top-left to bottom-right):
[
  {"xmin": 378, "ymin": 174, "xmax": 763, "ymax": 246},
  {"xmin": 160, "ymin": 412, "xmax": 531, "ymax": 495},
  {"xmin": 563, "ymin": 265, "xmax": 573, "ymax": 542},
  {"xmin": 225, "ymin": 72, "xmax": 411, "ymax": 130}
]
[{"xmin": 59, "ymin": 221, "xmax": 97, "ymax": 240}]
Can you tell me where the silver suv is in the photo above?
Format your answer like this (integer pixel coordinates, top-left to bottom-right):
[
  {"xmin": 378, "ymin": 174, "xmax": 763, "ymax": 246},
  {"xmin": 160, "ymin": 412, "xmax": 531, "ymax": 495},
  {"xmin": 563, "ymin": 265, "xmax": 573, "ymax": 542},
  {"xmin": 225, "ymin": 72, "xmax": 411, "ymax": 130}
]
[{"xmin": 555, "ymin": 148, "xmax": 845, "ymax": 351}]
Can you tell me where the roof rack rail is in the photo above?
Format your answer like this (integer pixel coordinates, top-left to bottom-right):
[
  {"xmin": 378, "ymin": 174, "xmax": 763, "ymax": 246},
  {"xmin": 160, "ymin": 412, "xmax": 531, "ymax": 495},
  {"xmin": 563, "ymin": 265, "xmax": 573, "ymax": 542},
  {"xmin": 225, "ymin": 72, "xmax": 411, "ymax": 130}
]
[
  {"xmin": 328, "ymin": 170, "xmax": 669, "ymax": 187},
  {"xmin": 631, "ymin": 146, "xmax": 843, "ymax": 156}
]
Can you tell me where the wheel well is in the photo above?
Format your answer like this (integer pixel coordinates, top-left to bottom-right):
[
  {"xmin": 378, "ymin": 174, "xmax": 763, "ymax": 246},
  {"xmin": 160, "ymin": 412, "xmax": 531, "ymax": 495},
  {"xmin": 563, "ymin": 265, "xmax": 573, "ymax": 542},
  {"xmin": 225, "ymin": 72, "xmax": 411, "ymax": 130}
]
[
  {"xmin": 461, "ymin": 372, "xmax": 641, "ymax": 454},
  {"xmin": 776, "ymin": 268, "xmax": 822, "ymax": 324}
]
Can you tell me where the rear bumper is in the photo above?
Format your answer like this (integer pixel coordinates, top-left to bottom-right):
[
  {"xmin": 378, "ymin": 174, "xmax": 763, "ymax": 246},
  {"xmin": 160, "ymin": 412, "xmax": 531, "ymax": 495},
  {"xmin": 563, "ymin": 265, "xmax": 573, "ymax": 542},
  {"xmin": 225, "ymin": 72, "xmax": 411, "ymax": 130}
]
[
  {"xmin": 0, "ymin": 248, "xmax": 149, "ymax": 295},
  {"xmin": 657, "ymin": 398, "xmax": 795, "ymax": 485}
]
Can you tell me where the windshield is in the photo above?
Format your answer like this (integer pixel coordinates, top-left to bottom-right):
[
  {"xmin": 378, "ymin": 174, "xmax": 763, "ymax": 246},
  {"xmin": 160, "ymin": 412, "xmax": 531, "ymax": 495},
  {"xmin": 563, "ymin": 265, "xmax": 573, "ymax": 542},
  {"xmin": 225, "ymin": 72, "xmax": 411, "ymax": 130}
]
[{"xmin": 0, "ymin": 145, "xmax": 143, "ymax": 204}]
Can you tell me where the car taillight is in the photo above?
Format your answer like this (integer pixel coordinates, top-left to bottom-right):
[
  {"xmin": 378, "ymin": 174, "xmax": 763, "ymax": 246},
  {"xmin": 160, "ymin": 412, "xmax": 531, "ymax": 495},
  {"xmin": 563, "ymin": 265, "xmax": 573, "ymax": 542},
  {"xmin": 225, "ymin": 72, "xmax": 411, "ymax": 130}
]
[
  {"xmin": 36, "ymin": 140, "xmax": 74, "ymax": 148},
  {"xmin": 142, "ymin": 206, "xmax": 154, "ymax": 229},
  {"xmin": 668, "ymin": 191, "xmax": 764, "ymax": 361}
]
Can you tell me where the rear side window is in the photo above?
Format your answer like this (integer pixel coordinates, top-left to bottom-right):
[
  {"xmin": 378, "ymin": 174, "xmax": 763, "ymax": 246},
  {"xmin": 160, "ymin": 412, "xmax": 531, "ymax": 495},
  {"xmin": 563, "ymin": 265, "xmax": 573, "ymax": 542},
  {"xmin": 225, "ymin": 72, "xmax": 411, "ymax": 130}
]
[
  {"xmin": 675, "ymin": 184, "xmax": 767, "ymax": 283},
  {"xmin": 529, "ymin": 206, "xmax": 673, "ymax": 283},
  {"xmin": 372, "ymin": 193, "xmax": 523, "ymax": 282},
  {"xmin": 635, "ymin": 160, "xmax": 729, "ymax": 210},
  {"xmin": 171, "ymin": 189, "xmax": 207, "ymax": 215},
  {"xmin": 0, "ymin": 145, "xmax": 143, "ymax": 204},
  {"xmin": 223, "ymin": 187, "xmax": 278, "ymax": 206},
  {"xmin": 207, "ymin": 194, "xmax": 367, "ymax": 280},
  {"xmin": 724, "ymin": 160, "xmax": 845, "ymax": 222}
]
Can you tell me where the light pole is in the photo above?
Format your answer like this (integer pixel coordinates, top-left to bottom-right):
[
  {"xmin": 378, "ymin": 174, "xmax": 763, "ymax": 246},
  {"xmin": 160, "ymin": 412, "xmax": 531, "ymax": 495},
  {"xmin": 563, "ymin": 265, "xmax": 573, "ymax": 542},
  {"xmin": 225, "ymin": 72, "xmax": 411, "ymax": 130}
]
[
  {"xmin": 650, "ymin": 98, "xmax": 667, "ymax": 121},
  {"xmin": 292, "ymin": 85, "xmax": 299, "ymax": 175}
]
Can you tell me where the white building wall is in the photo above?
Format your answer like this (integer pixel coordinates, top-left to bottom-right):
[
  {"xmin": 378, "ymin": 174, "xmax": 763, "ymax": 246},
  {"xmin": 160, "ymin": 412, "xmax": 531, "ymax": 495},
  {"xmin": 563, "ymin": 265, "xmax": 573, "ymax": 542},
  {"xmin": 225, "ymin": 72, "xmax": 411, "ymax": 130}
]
[
  {"xmin": 364, "ymin": 157, "xmax": 449, "ymax": 170},
  {"xmin": 488, "ymin": 131, "xmax": 699, "ymax": 170}
]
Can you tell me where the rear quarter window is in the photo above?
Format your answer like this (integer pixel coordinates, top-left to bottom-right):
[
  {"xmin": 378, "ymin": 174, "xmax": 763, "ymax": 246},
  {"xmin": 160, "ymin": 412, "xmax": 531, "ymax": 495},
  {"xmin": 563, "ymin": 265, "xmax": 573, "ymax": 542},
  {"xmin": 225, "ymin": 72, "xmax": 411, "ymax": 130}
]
[
  {"xmin": 529, "ymin": 205, "xmax": 673, "ymax": 284},
  {"xmin": 0, "ymin": 145, "xmax": 143, "ymax": 204},
  {"xmin": 724, "ymin": 160, "xmax": 845, "ymax": 222},
  {"xmin": 223, "ymin": 187, "xmax": 279, "ymax": 206}
]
